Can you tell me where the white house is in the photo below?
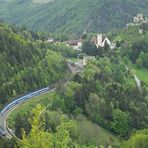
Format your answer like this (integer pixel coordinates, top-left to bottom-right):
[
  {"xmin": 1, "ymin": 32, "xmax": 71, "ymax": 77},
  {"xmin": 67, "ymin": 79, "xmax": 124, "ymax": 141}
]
[
  {"xmin": 102, "ymin": 37, "xmax": 111, "ymax": 47},
  {"xmin": 92, "ymin": 34, "xmax": 116, "ymax": 49},
  {"xmin": 47, "ymin": 38, "xmax": 54, "ymax": 43}
]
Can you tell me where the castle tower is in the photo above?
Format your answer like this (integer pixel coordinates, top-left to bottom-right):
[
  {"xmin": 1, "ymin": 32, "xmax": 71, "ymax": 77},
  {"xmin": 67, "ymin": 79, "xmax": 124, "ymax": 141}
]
[
  {"xmin": 97, "ymin": 34, "xmax": 103, "ymax": 47},
  {"xmin": 137, "ymin": 14, "xmax": 144, "ymax": 21}
]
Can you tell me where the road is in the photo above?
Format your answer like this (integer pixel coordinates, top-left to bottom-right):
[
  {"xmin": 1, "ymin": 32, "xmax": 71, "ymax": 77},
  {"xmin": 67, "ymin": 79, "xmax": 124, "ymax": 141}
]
[
  {"xmin": 0, "ymin": 61, "xmax": 83, "ymax": 139},
  {"xmin": 134, "ymin": 75, "xmax": 142, "ymax": 92},
  {"xmin": 125, "ymin": 65, "xmax": 142, "ymax": 91}
]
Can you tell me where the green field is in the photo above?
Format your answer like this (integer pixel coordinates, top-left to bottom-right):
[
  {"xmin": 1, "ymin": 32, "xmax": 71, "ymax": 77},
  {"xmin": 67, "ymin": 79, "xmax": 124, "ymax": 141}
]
[
  {"xmin": 7, "ymin": 91, "xmax": 54, "ymax": 128},
  {"xmin": 129, "ymin": 64, "xmax": 148, "ymax": 84},
  {"xmin": 77, "ymin": 116, "xmax": 120, "ymax": 146},
  {"xmin": 7, "ymin": 90, "xmax": 120, "ymax": 146}
]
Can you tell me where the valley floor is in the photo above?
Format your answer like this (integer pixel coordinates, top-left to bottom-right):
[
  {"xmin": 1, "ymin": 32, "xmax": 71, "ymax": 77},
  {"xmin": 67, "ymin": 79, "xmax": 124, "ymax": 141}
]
[
  {"xmin": 129, "ymin": 64, "xmax": 148, "ymax": 84},
  {"xmin": 7, "ymin": 90, "xmax": 120, "ymax": 146}
]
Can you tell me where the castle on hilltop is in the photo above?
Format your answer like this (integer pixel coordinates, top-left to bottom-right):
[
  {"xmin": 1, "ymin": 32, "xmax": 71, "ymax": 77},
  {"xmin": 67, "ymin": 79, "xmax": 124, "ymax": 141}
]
[{"xmin": 127, "ymin": 14, "xmax": 148, "ymax": 28}]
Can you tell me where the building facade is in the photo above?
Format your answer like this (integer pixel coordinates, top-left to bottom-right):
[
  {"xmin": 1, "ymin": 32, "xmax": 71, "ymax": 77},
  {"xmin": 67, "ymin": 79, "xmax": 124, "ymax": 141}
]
[{"xmin": 92, "ymin": 34, "xmax": 116, "ymax": 49}]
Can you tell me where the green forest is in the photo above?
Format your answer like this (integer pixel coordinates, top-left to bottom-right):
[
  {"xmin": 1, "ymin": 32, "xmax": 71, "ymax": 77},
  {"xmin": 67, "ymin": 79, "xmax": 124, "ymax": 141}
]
[
  {"xmin": 1, "ymin": 0, "xmax": 148, "ymax": 33},
  {"xmin": 0, "ymin": 21, "xmax": 148, "ymax": 148},
  {"xmin": 0, "ymin": 22, "xmax": 78, "ymax": 109}
]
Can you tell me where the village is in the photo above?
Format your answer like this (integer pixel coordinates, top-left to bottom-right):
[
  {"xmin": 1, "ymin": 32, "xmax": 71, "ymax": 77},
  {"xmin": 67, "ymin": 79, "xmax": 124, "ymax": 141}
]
[
  {"xmin": 47, "ymin": 34, "xmax": 116, "ymax": 51},
  {"xmin": 46, "ymin": 13, "xmax": 147, "ymax": 66},
  {"xmin": 47, "ymin": 13, "xmax": 148, "ymax": 52},
  {"xmin": 46, "ymin": 33, "xmax": 116, "ymax": 66}
]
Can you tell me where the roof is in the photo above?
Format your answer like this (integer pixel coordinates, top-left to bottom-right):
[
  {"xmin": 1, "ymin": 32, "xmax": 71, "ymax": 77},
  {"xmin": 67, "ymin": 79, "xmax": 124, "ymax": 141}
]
[
  {"xmin": 66, "ymin": 40, "xmax": 81, "ymax": 45},
  {"xmin": 47, "ymin": 38, "xmax": 54, "ymax": 43}
]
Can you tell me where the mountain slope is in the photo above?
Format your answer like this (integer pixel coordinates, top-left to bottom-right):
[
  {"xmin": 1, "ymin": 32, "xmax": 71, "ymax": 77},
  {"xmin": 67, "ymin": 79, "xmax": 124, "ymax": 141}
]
[
  {"xmin": 0, "ymin": 22, "xmax": 68, "ymax": 108},
  {"xmin": 1, "ymin": 0, "xmax": 148, "ymax": 33}
]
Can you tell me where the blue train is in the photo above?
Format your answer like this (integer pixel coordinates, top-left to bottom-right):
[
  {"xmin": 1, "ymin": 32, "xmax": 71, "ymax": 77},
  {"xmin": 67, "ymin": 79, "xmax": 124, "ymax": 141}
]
[
  {"xmin": 0, "ymin": 87, "xmax": 50, "ymax": 117},
  {"xmin": 0, "ymin": 126, "xmax": 6, "ymax": 137}
]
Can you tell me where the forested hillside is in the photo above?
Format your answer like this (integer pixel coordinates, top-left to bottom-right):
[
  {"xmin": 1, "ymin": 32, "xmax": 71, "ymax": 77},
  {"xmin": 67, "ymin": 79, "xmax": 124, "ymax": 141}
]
[
  {"xmin": 111, "ymin": 24, "xmax": 148, "ymax": 69},
  {"xmin": 0, "ymin": 20, "xmax": 148, "ymax": 147},
  {"xmin": 1, "ymin": 0, "xmax": 148, "ymax": 33},
  {"xmin": 5, "ymin": 44, "xmax": 148, "ymax": 147},
  {"xmin": 0, "ymin": 22, "xmax": 69, "ymax": 109}
]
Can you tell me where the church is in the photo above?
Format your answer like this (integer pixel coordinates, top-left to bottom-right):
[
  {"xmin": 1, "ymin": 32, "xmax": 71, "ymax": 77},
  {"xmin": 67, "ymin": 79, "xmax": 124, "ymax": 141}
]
[{"xmin": 91, "ymin": 34, "xmax": 116, "ymax": 49}]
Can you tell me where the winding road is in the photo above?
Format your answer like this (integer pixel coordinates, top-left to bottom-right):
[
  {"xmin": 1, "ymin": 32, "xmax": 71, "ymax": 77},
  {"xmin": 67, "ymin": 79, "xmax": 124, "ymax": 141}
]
[{"xmin": 125, "ymin": 65, "xmax": 142, "ymax": 91}]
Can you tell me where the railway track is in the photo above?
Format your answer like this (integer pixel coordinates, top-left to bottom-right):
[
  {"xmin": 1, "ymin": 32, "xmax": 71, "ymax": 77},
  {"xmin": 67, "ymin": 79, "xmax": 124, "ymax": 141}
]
[{"xmin": 0, "ymin": 61, "xmax": 83, "ymax": 139}]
